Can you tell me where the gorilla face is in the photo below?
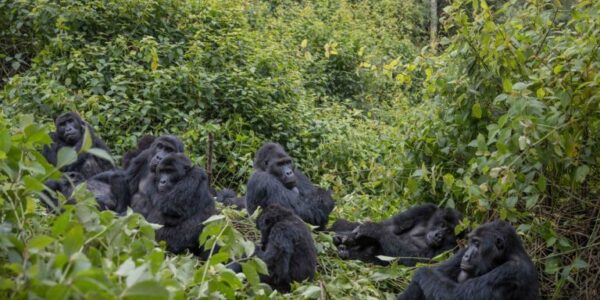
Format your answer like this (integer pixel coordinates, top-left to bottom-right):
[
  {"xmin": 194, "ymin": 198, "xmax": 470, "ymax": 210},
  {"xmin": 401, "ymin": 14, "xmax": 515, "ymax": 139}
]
[
  {"xmin": 424, "ymin": 208, "xmax": 462, "ymax": 248},
  {"xmin": 254, "ymin": 142, "xmax": 298, "ymax": 190},
  {"xmin": 149, "ymin": 138, "xmax": 179, "ymax": 171},
  {"xmin": 268, "ymin": 155, "xmax": 297, "ymax": 189},
  {"xmin": 56, "ymin": 113, "xmax": 83, "ymax": 145},
  {"xmin": 460, "ymin": 227, "xmax": 505, "ymax": 278},
  {"xmin": 156, "ymin": 154, "xmax": 191, "ymax": 193}
]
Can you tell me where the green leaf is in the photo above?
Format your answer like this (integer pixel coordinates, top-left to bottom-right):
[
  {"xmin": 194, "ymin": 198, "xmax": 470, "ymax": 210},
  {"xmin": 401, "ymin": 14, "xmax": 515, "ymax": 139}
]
[
  {"xmin": 301, "ymin": 286, "xmax": 322, "ymax": 298},
  {"xmin": 502, "ymin": 78, "xmax": 512, "ymax": 93},
  {"xmin": 63, "ymin": 225, "xmax": 84, "ymax": 256},
  {"xmin": 471, "ymin": 102, "xmax": 482, "ymax": 119},
  {"xmin": 575, "ymin": 165, "xmax": 590, "ymax": 183},
  {"xmin": 443, "ymin": 174, "xmax": 455, "ymax": 189},
  {"xmin": 122, "ymin": 280, "xmax": 169, "ymax": 300},
  {"xmin": 537, "ymin": 176, "xmax": 546, "ymax": 192},
  {"xmin": 28, "ymin": 235, "xmax": 55, "ymax": 251},
  {"xmin": 86, "ymin": 148, "xmax": 115, "ymax": 166},
  {"xmin": 56, "ymin": 147, "xmax": 77, "ymax": 168},
  {"xmin": 242, "ymin": 261, "xmax": 260, "ymax": 288},
  {"xmin": 80, "ymin": 126, "xmax": 92, "ymax": 153},
  {"xmin": 0, "ymin": 130, "xmax": 11, "ymax": 153},
  {"xmin": 23, "ymin": 175, "xmax": 45, "ymax": 192}
]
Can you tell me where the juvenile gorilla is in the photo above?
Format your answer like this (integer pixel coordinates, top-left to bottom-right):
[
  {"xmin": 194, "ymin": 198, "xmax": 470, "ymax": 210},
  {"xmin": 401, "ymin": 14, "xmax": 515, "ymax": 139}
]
[
  {"xmin": 122, "ymin": 135, "xmax": 155, "ymax": 169},
  {"xmin": 246, "ymin": 142, "xmax": 335, "ymax": 229},
  {"xmin": 43, "ymin": 172, "xmax": 85, "ymax": 209},
  {"xmin": 146, "ymin": 153, "xmax": 215, "ymax": 256},
  {"xmin": 216, "ymin": 188, "xmax": 247, "ymax": 210},
  {"xmin": 43, "ymin": 112, "xmax": 113, "ymax": 178},
  {"xmin": 255, "ymin": 205, "xmax": 317, "ymax": 292},
  {"xmin": 44, "ymin": 171, "xmax": 124, "ymax": 211},
  {"xmin": 333, "ymin": 204, "xmax": 462, "ymax": 266},
  {"xmin": 397, "ymin": 220, "xmax": 539, "ymax": 300}
]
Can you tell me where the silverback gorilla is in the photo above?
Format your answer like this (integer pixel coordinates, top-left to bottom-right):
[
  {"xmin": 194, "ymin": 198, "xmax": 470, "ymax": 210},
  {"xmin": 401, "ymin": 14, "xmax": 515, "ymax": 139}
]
[
  {"xmin": 246, "ymin": 142, "xmax": 335, "ymax": 229},
  {"xmin": 397, "ymin": 220, "xmax": 539, "ymax": 300},
  {"xmin": 256, "ymin": 205, "xmax": 317, "ymax": 292},
  {"xmin": 43, "ymin": 112, "xmax": 113, "ymax": 178},
  {"xmin": 145, "ymin": 153, "xmax": 215, "ymax": 256},
  {"xmin": 332, "ymin": 204, "xmax": 462, "ymax": 266}
]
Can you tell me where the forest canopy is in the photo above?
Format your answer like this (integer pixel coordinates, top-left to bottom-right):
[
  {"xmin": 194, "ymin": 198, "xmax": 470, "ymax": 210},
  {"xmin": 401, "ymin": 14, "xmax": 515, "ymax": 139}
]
[{"xmin": 0, "ymin": 0, "xmax": 598, "ymax": 299}]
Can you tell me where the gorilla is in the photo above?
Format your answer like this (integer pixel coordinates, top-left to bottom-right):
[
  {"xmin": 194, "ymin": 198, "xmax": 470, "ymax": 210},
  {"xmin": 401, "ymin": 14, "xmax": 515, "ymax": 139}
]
[
  {"xmin": 216, "ymin": 188, "xmax": 247, "ymax": 210},
  {"xmin": 397, "ymin": 220, "xmax": 539, "ymax": 300},
  {"xmin": 255, "ymin": 204, "xmax": 317, "ymax": 292},
  {"xmin": 43, "ymin": 172, "xmax": 85, "ymax": 209},
  {"xmin": 122, "ymin": 135, "xmax": 156, "ymax": 169},
  {"xmin": 43, "ymin": 171, "xmax": 124, "ymax": 211},
  {"xmin": 144, "ymin": 153, "xmax": 215, "ymax": 256},
  {"xmin": 246, "ymin": 142, "xmax": 335, "ymax": 229},
  {"xmin": 42, "ymin": 112, "xmax": 113, "ymax": 178},
  {"xmin": 333, "ymin": 204, "xmax": 463, "ymax": 266},
  {"xmin": 89, "ymin": 135, "xmax": 184, "ymax": 214}
]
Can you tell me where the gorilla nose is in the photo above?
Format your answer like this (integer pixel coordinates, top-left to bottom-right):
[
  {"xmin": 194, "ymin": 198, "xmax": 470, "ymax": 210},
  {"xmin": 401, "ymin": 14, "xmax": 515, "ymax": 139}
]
[
  {"xmin": 159, "ymin": 179, "xmax": 167, "ymax": 186},
  {"xmin": 285, "ymin": 169, "xmax": 293, "ymax": 176}
]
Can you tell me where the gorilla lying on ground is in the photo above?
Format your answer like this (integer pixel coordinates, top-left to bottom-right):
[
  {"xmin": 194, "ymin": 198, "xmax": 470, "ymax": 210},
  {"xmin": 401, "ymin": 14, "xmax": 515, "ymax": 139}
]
[
  {"xmin": 397, "ymin": 220, "xmax": 539, "ymax": 300},
  {"xmin": 333, "ymin": 204, "xmax": 463, "ymax": 266},
  {"xmin": 255, "ymin": 204, "xmax": 317, "ymax": 292},
  {"xmin": 43, "ymin": 112, "xmax": 113, "ymax": 178},
  {"xmin": 216, "ymin": 188, "xmax": 247, "ymax": 210},
  {"xmin": 246, "ymin": 142, "xmax": 335, "ymax": 229},
  {"xmin": 144, "ymin": 153, "xmax": 215, "ymax": 256}
]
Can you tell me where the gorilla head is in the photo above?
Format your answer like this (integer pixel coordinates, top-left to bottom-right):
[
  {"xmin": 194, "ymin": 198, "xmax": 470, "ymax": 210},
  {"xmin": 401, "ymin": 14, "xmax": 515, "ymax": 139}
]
[
  {"xmin": 424, "ymin": 208, "xmax": 463, "ymax": 248},
  {"xmin": 253, "ymin": 142, "xmax": 297, "ymax": 189},
  {"xmin": 147, "ymin": 135, "xmax": 185, "ymax": 172},
  {"xmin": 55, "ymin": 112, "xmax": 84, "ymax": 145},
  {"xmin": 156, "ymin": 153, "xmax": 192, "ymax": 193},
  {"xmin": 458, "ymin": 220, "xmax": 519, "ymax": 282}
]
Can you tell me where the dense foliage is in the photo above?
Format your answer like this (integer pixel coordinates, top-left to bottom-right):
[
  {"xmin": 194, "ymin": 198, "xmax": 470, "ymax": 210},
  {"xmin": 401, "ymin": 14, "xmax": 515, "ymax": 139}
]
[{"xmin": 1, "ymin": 0, "xmax": 598, "ymax": 298}]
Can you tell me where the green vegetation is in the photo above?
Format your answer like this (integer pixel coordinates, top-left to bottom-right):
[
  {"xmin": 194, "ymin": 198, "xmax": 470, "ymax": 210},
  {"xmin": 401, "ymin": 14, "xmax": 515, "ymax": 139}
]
[{"xmin": 1, "ymin": 0, "xmax": 598, "ymax": 298}]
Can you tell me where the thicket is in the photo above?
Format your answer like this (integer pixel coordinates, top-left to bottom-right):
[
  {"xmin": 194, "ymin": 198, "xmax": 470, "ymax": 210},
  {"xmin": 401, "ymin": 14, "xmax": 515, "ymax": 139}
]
[{"xmin": 1, "ymin": 0, "xmax": 598, "ymax": 299}]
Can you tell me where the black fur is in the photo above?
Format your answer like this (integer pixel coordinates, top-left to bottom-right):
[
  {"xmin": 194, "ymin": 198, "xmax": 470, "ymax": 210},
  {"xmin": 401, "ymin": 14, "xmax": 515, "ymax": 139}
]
[
  {"xmin": 333, "ymin": 204, "xmax": 462, "ymax": 266},
  {"xmin": 122, "ymin": 135, "xmax": 155, "ymax": 169},
  {"xmin": 397, "ymin": 220, "xmax": 539, "ymax": 300},
  {"xmin": 216, "ymin": 188, "xmax": 247, "ymax": 210},
  {"xmin": 255, "ymin": 204, "xmax": 317, "ymax": 292},
  {"xmin": 145, "ymin": 153, "xmax": 215, "ymax": 256},
  {"xmin": 42, "ymin": 112, "xmax": 113, "ymax": 178},
  {"xmin": 246, "ymin": 142, "xmax": 335, "ymax": 229},
  {"xmin": 43, "ymin": 172, "xmax": 85, "ymax": 210}
]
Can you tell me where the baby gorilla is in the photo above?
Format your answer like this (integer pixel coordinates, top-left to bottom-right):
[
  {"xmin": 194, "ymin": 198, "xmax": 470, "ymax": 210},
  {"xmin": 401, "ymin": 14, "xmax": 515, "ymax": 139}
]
[
  {"xmin": 255, "ymin": 205, "xmax": 317, "ymax": 292},
  {"xmin": 397, "ymin": 220, "xmax": 539, "ymax": 300},
  {"xmin": 333, "ymin": 204, "xmax": 462, "ymax": 266},
  {"xmin": 146, "ymin": 153, "xmax": 215, "ymax": 256}
]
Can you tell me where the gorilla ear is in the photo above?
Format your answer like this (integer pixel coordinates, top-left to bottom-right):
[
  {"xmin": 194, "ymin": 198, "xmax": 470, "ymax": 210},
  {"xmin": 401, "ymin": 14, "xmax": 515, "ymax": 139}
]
[{"xmin": 495, "ymin": 236, "xmax": 505, "ymax": 251}]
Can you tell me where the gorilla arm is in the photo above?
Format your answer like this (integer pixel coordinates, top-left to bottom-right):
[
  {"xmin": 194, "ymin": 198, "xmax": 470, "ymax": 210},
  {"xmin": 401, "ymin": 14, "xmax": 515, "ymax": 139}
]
[{"xmin": 158, "ymin": 167, "xmax": 214, "ymax": 226}]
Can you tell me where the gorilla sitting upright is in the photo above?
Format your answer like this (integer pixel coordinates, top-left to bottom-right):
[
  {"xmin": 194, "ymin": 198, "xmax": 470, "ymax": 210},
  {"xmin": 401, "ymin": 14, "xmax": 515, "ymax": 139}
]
[
  {"xmin": 43, "ymin": 112, "xmax": 113, "ymax": 178},
  {"xmin": 146, "ymin": 153, "xmax": 215, "ymax": 256},
  {"xmin": 90, "ymin": 135, "xmax": 185, "ymax": 214},
  {"xmin": 255, "ymin": 204, "xmax": 317, "ymax": 292},
  {"xmin": 246, "ymin": 142, "xmax": 335, "ymax": 229},
  {"xmin": 332, "ymin": 204, "xmax": 463, "ymax": 266},
  {"xmin": 397, "ymin": 220, "xmax": 539, "ymax": 300}
]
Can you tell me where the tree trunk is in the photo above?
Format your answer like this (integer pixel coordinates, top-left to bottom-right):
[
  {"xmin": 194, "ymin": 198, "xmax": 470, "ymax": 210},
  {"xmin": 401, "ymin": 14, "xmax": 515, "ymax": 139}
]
[{"xmin": 430, "ymin": 0, "xmax": 438, "ymax": 51}]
